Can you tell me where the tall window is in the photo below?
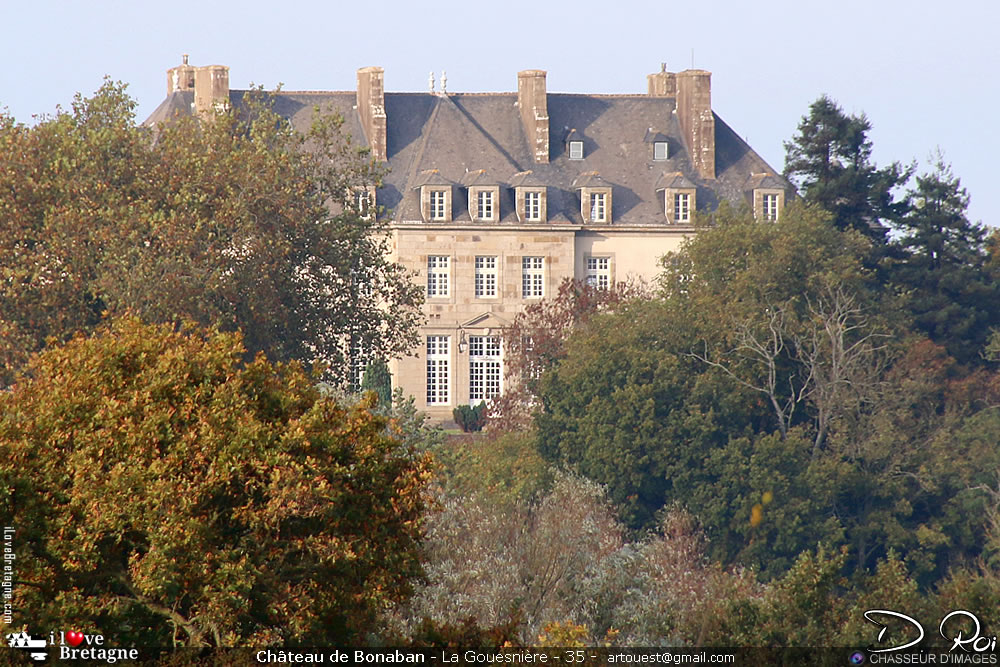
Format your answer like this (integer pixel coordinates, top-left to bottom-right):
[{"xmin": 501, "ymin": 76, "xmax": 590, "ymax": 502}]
[
  {"xmin": 469, "ymin": 335, "xmax": 501, "ymax": 402},
  {"xmin": 522, "ymin": 256, "xmax": 544, "ymax": 298},
  {"xmin": 763, "ymin": 193, "xmax": 780, "ymax": 221},
  {"xmin": 427, "ymin": 255, "xmax": 450, "ymax": 297},
  {"xmin": 569, "ymin": 141, "xmax": 584, "ymax": 160},
  {"xmin": 586, "ymin": 256, "xmax": 610, "ymax": 290},
  {"xmin": 674, "ymin": 192, "xmax": 691, "ymax": 222},
  {"xmin": 590, "ymin": 193, "xmax": 606, "ymax": 222},
  {"xmin": 524, "ymin": 191, "xmax": 541, "ymax": 221},
  {"xmin": 349, "ymin": 337, "xmax": 369, "ymax": 393},
  {"xmin": 477, "ymin": 191, "xmax": 495, "ymax": 221},
  {"xmin": 426, "ymin": 336, "xmax": 450, "ymax": 405},
  {"xmin": 653, "ymin": 141, "xmax": 668, "ymax": 161},
  {"xmin": 430, "ymin": 190, "xmax": 447, "ymax": 220},
  {"xmin": 475, "ymin": 256, "xmax": 497, "ymax": 298}
]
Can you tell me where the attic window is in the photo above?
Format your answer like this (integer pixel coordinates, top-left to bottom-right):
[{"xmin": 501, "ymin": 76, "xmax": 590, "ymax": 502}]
[
  {"xmin": 430, "ymin": 190, "xmax": 447, "ymax": 220},
  {"xmin": 569, "ymin": 141, "xmax": 584, "ymax": 160},
  {"xmin": 476, "ymin": 190, "xmax": 496, "ymax": 221},
  {"xmin": 763, "ymin": 193, "xmax": 780, "ymax": 221},
  {"xmin": 590, "ymin": 193, "xmax": 607, "ymax": 222},
  {"xmin": 653, "ymin": 141, "xmax": 668, "ymax": 161}
]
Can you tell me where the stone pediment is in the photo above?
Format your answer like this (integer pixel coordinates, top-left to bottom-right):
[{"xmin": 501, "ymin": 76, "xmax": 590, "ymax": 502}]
[{"xmin": 460, "ymin": 312, "xmax": 511, "ymax": 331}]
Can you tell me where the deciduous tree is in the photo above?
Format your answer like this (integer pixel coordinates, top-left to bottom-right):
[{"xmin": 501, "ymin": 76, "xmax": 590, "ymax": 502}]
[
  {"xmin": 0, "ymin": 318, "xmax": 431, "ymax": 646},
  {"xmin": 0, "ymin": 81, "xmax": 422, "ymax": 387}
]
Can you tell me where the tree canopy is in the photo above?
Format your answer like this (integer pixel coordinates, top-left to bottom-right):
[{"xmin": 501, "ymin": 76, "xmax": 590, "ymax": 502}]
[
  {"xmin": 889, "ymin": 156, "xmax": 1000, "ymax": 364},
  {"xmin": 534, "ymin": 205, "xmax": 1000, "ymax": 581},
  {"xmin": 0, "ymin": 80, "xmax": 422, "ymax": 387},
  {"xmin": 783, "ymin": 95, "xmax": 910, "ymax": 243},
  {"xmin": 0, "ymin": 317, "xmax": 432, "ymax": 646}
]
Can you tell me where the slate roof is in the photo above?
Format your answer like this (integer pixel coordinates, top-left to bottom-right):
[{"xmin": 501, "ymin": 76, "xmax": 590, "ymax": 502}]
[{"xmin": 145, "ymin": 85, "xmax": 790, "ymax": 226}]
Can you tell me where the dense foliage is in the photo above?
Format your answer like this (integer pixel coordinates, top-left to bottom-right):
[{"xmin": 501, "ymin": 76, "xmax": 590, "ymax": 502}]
[
  {"xmin": 534, "ymin": 206, "xmax": 1000, "ymax": 583},
  {"xmin": 0, "ymin": 81, "xmax": 422, "ymax": 388},
  {"xmin": 0, "ymin": 318, "xmax": 432, "ymax": 646}
]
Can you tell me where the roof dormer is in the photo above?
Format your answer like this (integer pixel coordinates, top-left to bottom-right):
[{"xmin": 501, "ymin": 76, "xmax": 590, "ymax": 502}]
[
  {"xmin": 413, "ymin": 169, "xmax": 454, "ymax": 222},
  {"xmin": 745, "ymin": 173, "xmax": 788, "ymax": 222},
  {"xmin": 644, "ymin": 129, "xmax": 670, "ymax": 161},
  {"xmin": 510, "ymin": 171, "xmax": 547, "ymax": 223},
  {"xmin": 572, "ymin": 172, "xmax": 613, "ymax": 224},
  {"xmin": 655, "ymin": 172, "xmax": 697, "ymax": 224},
  {"xmin": 461, "ymin": 170, "xmax": 502, "ymax": 222},
  {"xmin": 565, "ymin": 128, "xmax": 585, "ymax": 160}
]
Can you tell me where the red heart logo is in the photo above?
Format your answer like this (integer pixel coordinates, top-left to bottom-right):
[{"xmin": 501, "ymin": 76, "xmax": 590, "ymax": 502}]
[{"xmin": 66, "ymin": 631, "xmax": 84, "ymax": 647}]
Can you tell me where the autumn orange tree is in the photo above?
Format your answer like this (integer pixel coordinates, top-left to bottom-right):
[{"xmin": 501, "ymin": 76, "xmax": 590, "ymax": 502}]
[
  {"xmin": 0, "ymin": 80, "xmax": 422, "ymax": 387},
  {"xmin": 0, "ymin": 317, "xmax": 432, "ymax": 646}
]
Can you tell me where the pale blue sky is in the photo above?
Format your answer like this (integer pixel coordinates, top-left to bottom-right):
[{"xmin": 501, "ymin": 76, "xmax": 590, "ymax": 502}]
[{"xmin": 3, "ymin": 0, "xmax": 998, "ymax": 226}]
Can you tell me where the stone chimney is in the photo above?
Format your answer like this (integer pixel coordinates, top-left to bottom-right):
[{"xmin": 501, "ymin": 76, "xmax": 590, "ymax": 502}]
[
  {"xmin": 647, "ymin": 63, "xmax": 676, "ymax": 97},
  {"xmin": 166, "ymin": 54, "xmax": 195, "ymax": 95},
  {"xmin": 676, "ymin": 69, "xmax": 715, "ymax": 180},
  {"xmin": 517, "ymin": 70, "xmax": 550, "ymax": 164},
  {"xmin": 357, "ymin": 67, "xmax": 387, "ymax": 162},
  {"xmin": 193, "ymin": 65, "xmax": 230, "ymax": 116}
]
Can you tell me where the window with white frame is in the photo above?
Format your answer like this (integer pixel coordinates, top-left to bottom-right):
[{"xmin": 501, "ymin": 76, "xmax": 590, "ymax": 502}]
[
  {"xmin": 586, "ymin": 256, "xmax": 610, "ymax": 290},
  {"xmin": 674, "ymin": 192, "xmax": 691, "ymax": 223},
  {"xmin": 349, "ymin": 336, "xmax": 369, "ymax": 393},
  {"xmin": 427, "ymin": 255, "xmax": 450, "ymax": 297},
  {"xmin": 569, "ymin": 141, "xmax": 584, "ymax": 160},
  {"xmin": 475, "ymin": 256, "xmax": 498, "ymax": 298},
  {"xmin": 524, "ymin": 191, "xmax": 541, "ymax": 221},
  {"xmin": 653, "ymin": 141, "xmax": 668, "ymax": 161},
  {"xmin": 477, "ymin": 190, "xmax": 495, "ymax": 221},
  {"xmin": 590, "ymin": 192, "xmax": 607, "ymax": 222},
  {"xmin": 762, "ymin": 193, "xmax": 780, "ymax": 221},
  {"xmin": 429, "ymin": 190, "xmax": 447, "ymax": 220},
  {"xmin": 522, "ymin": 256, "xmax": 544, "ymax": 298},
  {"xmin": 469, "ymin": 335, "xmax": 501, "ymax": 402},
  {"xmin": 426, "ymin": 336, "xmax": 450, "ymax": 405}
]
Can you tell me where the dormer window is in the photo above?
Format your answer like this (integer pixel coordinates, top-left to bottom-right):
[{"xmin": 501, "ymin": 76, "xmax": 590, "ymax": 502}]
[
  {"xmin": 745, "ymin": 173, "xmax": 787, "ymax": 223},
  {"xmin": 477, "ymin": 191, "xmax": 494, "ymax": 220},
  {"xmin": 655, "ymin": 171, "xmax": 697, "ymax": 224},
  {"xmin": 572, "ymin": 172, "xmax": 612, "ymax": 224},
  {"xmin": 525, "ymin": 191, "xmax": 541, "ymax": 221},
  {"xmin": 430, "ymin": 190, "xmax": 447, "ymax": 220},
  {"xmin": 414, "ymin": 170, "xmax": 455, "ymax": 222},
  {"xmin": 462, "ymin": 170, "xmax": 502, "ymax": 223},
  {"xmin": 569, "ymin": 141, "xmax": 584, "ymax": 160},
  {"xmin": 510, "ymin": 170, "xmax": 547, "ymax": 223},
  {"xmin": 752, "ymin": 188, "xmax": 785, "ymax": 222},
  {"xmin": 762, "ymin": 193, "xmax": 780, "ymax": 221},
  {"xmin": 653, "ymin": 141, "xmax": 669, "ymax": 161},
  {"xmin": 674, "ymin": 192, "xmax": 691, "ymax": 222},
  {"xmin": 590, "ymin": 193, "xmax": 607, "ymax": 222}
]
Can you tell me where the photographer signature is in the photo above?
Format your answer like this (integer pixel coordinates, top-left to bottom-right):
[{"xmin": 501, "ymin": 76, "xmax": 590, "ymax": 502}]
[{"xmin": 865, "ymin": 609, "xmax": 997, "ymax": 653}]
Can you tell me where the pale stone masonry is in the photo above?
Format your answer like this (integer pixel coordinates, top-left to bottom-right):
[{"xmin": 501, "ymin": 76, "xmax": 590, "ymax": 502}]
[{"xmin": 147, "ymin": 59, "xmax": 791, "ymax": 421}]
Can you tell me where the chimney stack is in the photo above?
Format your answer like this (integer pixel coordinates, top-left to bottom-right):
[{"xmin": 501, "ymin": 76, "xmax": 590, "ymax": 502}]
[
  {"xmin": 193, "ymin": 65, "xmax": 230, "ymax": 116},
  {"xmin": 357, "ymin": 66, "xmax": 387, "ymax": 162},
  {"xmin": 166, "ymin": 54, "xmax": 196, "ymax": 95},
  {"xmin": 517, "ymin": 70, "xmax": 549, "ymax": 164},
  {"xmin": 676, "ymin": 69, "xmax": 715, "ymax": 180},
  {"xmin": 647, "ymin": 63, "xmax": 676, "ymax": 97}
]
